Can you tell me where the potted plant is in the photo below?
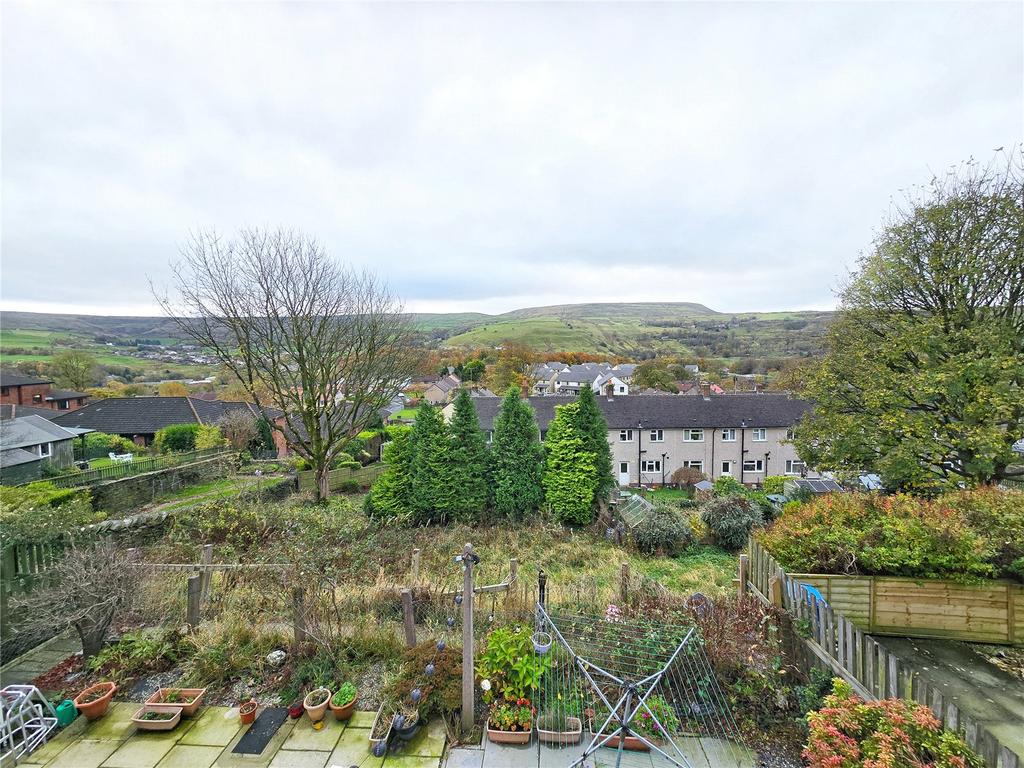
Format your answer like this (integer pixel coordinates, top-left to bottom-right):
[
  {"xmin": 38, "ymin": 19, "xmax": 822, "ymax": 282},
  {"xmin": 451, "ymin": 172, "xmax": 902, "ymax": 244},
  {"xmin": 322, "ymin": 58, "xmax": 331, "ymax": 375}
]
[
  {"xmin": 131, "ymin": 704, "xmax": 182, "ymax": 731},
  {"xmin": 329, "ymin": 682, "xmax": 358, "ymax": 721},
  {"xmin": 392, "ymin": 704, "xmax": 420, "ymax": 742},
  {"xmin": 239, "ymin": 700, "xmax": 258, "ymax": 725},
  {"xmin": 287, "ymin": 699, "xmax": 304, "ymax": 719},
  {"xmin": 631, "ymin": 695, "xmax": 679, "ymax": 746},
  {"xmin": 303, "ymin": 688, "xmax": 331, "ymax": 723},
  {"xmin": 368, "ymin": 703, "xmax": 395, "ymax": 751},
  {"xmin": 73, "ymin": 682, "xmax": 117, "ymax": 720},
  {"xmin": 486, "ymin": 698, "xmax": 534, "ymax": 745},
  {"xmin": 537, "ymin": 708, "xmax": 583, "ymax": 745},
  {"xmin": 586, "ymin": 706, "xmax": 647, "ymax": 751},
  {"xmin": 145, "ymin": 687, "xmax": 207, "ymax": 717}
]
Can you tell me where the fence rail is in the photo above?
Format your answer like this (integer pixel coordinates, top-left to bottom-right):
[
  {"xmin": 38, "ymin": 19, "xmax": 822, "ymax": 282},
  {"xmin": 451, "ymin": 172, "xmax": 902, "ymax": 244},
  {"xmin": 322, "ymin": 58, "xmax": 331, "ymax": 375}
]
[
  {"xmin": 743, "ymin": 538, "xmax": 1021, "ymax": 768},
  {"xmin": 296, "ymin": 462, "xmax": 387, "ymax": 493},
  {"xmin": 32, "ymin": 448, "xmax": 233, "ymax": 489}
]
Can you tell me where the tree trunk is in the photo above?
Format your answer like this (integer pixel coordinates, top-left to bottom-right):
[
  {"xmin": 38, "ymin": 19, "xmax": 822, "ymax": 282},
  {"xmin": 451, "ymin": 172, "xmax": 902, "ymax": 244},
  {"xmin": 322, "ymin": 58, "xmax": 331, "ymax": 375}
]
[{"xmin": 315, "ymin": 464, "xmax": 332, "ymax": 501}]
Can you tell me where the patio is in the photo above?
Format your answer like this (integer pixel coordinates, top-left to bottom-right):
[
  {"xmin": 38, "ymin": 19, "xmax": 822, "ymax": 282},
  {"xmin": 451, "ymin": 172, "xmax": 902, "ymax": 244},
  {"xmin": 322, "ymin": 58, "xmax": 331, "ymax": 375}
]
[{"xmin": 10, "ymin": 705, "xmax": 446, "ymax": 768}]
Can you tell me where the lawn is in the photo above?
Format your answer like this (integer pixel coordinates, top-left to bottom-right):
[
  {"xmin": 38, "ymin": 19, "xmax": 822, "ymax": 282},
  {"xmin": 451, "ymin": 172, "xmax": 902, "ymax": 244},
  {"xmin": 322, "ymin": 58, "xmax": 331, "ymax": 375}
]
[{"xmin": 391, "ymin": 407, "xmax": 420, "ymax": 420}]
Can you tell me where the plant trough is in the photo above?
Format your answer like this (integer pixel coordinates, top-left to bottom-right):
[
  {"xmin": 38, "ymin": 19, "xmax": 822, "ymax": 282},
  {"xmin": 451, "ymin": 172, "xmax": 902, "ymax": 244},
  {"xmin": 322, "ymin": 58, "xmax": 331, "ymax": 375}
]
[
  {"xmin": 538, "ymin": 715, "xmax": 582, "ymax": 745},
  {"xmin": 131, "ymin": 704, "xmax": 182, "ymax": 731},
  {"xmin": 369, "ymin": 703, "xmax": 395, "ymax": 750},
  {"xmin": 145, "ymin": 687, "xmax": 207, "ymax": 717}
]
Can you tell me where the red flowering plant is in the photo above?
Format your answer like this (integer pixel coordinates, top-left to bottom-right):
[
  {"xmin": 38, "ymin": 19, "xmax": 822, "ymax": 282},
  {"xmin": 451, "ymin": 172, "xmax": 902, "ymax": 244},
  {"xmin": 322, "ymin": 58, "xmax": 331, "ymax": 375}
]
[
  {"xmin": 804, "ymin": 680, "xmax": 983, "ymax": 768},
  {"xmin": 488, "ymin": 697, "xmax": 535, "ymax": 732}
]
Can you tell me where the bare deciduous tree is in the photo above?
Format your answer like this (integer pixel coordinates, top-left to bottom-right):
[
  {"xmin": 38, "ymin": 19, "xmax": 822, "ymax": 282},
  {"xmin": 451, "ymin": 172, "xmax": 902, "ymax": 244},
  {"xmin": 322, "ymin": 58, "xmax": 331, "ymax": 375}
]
[
  {"xmin": 216, "ymin": 409, "xmax": 258, "ymax": 452},
  {"xmin": 154, "ymin": 228, "xmax": 418, "ymax": 499},
  {"xmin": 16, "ymin": 541, "xmax": 136, "ymax": 661}
]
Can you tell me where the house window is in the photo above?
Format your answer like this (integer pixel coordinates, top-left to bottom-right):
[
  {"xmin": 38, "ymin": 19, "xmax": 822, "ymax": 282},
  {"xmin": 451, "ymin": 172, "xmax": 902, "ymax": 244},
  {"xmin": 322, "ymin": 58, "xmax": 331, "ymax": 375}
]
[
  {"xmin": 0, "ymin": 387, "xmax": 8, "ymax": 396},
  {"xmin": 785, "ymin": 459, "xmax": 806, "ymax": 475},
  {"xmin": 683, "ymin": 429, "xmax": 704, "ymax": 442},
  {"xmin": 59, "ymin": 400, "xmax": 70, "ymax": 410},
  {"xmin": 38, "ymin": 442, "xmax": 52, "ymax": 458},
  {"xmin": 32, "ymin": 394, "xmax": 42, "ymax": 403},
  {"xmin": 721, "ymin": 429, "xmax": 736, "ymax": 442},
  {"xmin": 649, "ymin": 429, "xmax": 664, "ymax": 442},
  {"xmin": 619, "ymin": 461, "xmax": 629, "ymax": 474},
  {"xmin": 641, "ymin": 459, "xmax": 661, "ymax": 474},
  {"xmin": 486, "ymin": 431, "xmax": 493, "ymax": 444},
  {"xmin": 683, "ymin": 460, "xmax": 703, "ymax": 472},
  {"xmin": 786, "ymin": 429, "xmax": 795, "ymax": 441},
  {"xmin": 752, "ymin": 428, "xmax": 767, "ymax": 442},
  {"xmin": 617, "ymin": 385, "xmax": 626, "ymax": 394},
  {"xmin": 743, "ymin": 459, "xmax": 764, "ymax": 473},
  {"xmin": 619, "ymin": 429, "xmax": 633, "ymax": 442},
  {"xmin": 721, "ymin": 461, "xmax": 733, "ymax": 476}
]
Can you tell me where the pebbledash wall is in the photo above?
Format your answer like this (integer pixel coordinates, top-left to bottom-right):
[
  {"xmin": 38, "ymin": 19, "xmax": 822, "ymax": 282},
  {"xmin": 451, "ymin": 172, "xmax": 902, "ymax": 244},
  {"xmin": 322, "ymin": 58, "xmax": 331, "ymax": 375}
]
[{"xmin": 90, "ymin": 455, "xmax": 232, "ymax": 514}]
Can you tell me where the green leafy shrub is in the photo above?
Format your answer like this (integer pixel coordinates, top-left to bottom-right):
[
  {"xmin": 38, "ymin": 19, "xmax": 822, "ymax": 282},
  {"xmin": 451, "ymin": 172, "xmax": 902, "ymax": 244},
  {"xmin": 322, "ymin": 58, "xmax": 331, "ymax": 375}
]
[
  {"xmin": 331, "ymin": 452, "xmax": 360, "ymax": 470},
  {"xmin": 83, "ymin": 431, "xmax": 136, "ymax": 455},
  {"xmin": 332, "ymin": 682, "xmax": 357, "ymax": 707},
  {"xmin": 195, "ymin": 424, "xmax": 227, "ymax": 450},
  {"xmin": 633, "ymin": 509, "xmax": 693, "ymax": 556},
  {"xmin": 0, "ymin": 483, "xmax": 102, "ymax": 546},
  {"xmin": 712, "ymin": 476, "xmax": 746, "ymax": 497},
  {"xmin": 476, "ymin": 625, "xmax": 551, "ymax": 702},
  {"xmin": 760, "ymin": 489, "xmax": 1024, "ymax": 581},
  {"xmin": 633, "ymin": 695, "xmax": 680, "ymax": 738},
  {"xmin": 700, "ymin": 495, "xmax": 764, "ymax": 550},
  {"xmin": 762, "ymin": 476, "xmax": 787, "ymax": 495},
  {"xmin": 154, "ymin": 423, "xmax": 200, "ymax": 453},
  {"xmin": 89, "ymin": 629, "xmax": 186, "ymax": 684},
  {"xmin": 804, "ymin": 680, "xmax": 982, "ymax": 768}
]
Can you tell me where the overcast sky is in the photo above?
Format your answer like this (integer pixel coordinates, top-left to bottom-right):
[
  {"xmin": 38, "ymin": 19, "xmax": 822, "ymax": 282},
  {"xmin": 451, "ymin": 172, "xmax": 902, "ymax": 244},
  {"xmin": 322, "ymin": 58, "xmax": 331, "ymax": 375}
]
[{"xmin": 2, "ymin": 2, "xmax": 1021, "ymax": 317}]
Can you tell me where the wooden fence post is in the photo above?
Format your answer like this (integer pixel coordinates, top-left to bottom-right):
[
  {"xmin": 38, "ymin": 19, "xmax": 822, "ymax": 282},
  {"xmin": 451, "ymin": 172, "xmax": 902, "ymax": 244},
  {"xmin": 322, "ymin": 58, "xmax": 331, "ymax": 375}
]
[
  {"xmin": 401, "ymin": 588, "xmax": 417, "ymax": 647},
  {"xmin": 186, "ymin": 574, "xmax": 201, "ymax": 629},
  {"xmin": 199, "ymin": 544, "xmax": 213, "ymax": 601},
  {"xmin": 461, "ymin": 543, "xmax": 475, "ymax": 734},
  {"xmin": 738, "ymin": 555, "xmax": 749, "ymax": 598},
  {"xmin": 292, "ymin": 587, "xmax": 307, "ymax": 648},
  {"xmin": 411, "ymin": 549, "xmax": 421, "ymax": 583},
  {"xmin": 538, "ymin": 570, "xmax": 547, "ymax": 608},
  {"xmin": 620, "ymin": 562, "xmax": 630, "ymax": 605}
]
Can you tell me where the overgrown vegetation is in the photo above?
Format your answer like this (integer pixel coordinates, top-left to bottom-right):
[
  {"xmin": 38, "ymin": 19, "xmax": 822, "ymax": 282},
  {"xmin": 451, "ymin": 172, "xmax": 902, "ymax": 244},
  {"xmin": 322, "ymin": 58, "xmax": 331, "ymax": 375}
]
[{"xmin": 761, "ymin": 488, "xmax": 1024, "ymax": 581}]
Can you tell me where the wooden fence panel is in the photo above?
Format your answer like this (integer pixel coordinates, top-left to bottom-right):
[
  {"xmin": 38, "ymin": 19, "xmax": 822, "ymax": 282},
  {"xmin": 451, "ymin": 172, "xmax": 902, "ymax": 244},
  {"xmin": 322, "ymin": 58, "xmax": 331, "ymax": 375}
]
[{"xmin": 296, "ymin": 463, "xmax": 387, "ymax": 493}]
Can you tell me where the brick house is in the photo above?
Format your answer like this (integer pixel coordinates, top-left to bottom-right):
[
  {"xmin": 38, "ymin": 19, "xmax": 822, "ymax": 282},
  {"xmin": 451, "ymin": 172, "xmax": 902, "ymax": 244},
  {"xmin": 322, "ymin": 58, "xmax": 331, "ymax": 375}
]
[{"xmin": 0, "ymin": 371, "xmax": 89, "ymax": 412}]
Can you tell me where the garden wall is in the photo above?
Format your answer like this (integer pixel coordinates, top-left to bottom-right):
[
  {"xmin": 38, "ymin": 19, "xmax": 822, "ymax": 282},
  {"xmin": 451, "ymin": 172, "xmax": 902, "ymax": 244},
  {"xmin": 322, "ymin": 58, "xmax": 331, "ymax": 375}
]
[
  {"xmin": 91, "ymin": 456, "xmax": 232, "ymax": 515},
  {"xmin": 748, "ymin": 539, "xmax": 1024, "ymax": 646}
]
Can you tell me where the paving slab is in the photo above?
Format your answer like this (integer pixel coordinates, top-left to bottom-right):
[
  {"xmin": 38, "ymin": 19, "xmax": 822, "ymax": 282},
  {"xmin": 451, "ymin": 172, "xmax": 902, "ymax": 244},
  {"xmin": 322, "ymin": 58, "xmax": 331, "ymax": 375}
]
[
  {"xmin": 443, "ymin": 747, "xmax": 484, "ymax": 768},
  {"xmin": 384, "ymin": 756, "xmax": 442, "ymax": 768},
  {"xmin": 217, "ymin": 716, "xmax": 296, "ymax": 768},
  {"xmin": 180, "ymin": 706, "xmax": 246, "ymax": 747},
  {"xmin": 326, "ymin": 726, "xmax": 375, "ymax": 767},
  {"xmin": 47, "ymin": 739, "xmax": 120, "ymax": 768},
  {"xmin": 85, "ymin": 702, "xmax": 140, "ymax": 741},
  {"xmin": 21, "ymin": 718, "xmax": 91, "ymax": 764},
  {"xmin": 270, "ymin": 749, "xmax": 332, "ymax": 768},
  {"xmin": 101, "ymin": 734, "xmax": 176, "ymax": 768},
  {"xmin": 481, "ymin": 739, "xmax": 536, "ymax": 768},
  {"xmin": 346, "ymin": 710, "xmax": 377, "ymax": 729},
  {"xmin": 280, "ymin": 715, "xmax": 345, "ymax": 751},
  {"xmin": 399, "ymin": 719, "xmax": 446, "ymax": 758},
  {"xmin": 156, "ymin": 744, "xmax": 225, "ymax": 768}
]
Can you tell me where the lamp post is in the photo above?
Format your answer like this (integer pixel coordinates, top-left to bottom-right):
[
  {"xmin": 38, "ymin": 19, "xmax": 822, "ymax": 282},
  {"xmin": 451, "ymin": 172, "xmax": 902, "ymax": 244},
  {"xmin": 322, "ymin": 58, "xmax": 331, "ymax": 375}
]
[
  {"xmin": 637, "ymin": 420, "xmax": 644, "ymax": 488},
  {"xmin": 661, "ymin": 452, "xmax": 669, "ymax": 486}
]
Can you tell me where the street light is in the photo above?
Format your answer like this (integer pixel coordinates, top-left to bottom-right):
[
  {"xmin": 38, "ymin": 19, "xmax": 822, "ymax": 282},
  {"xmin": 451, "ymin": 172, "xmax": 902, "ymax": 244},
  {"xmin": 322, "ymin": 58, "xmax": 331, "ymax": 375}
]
[{"xmin": 661, "ymin": 452, "xmax": 669, "ymax": 486}]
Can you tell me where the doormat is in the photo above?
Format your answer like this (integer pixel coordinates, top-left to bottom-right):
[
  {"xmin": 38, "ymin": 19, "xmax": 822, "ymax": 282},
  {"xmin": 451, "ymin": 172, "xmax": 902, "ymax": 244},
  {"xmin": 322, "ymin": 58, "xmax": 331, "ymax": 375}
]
[{"xmin": 232, "ymin": 707, "xmax": 289, "ymax": 755}]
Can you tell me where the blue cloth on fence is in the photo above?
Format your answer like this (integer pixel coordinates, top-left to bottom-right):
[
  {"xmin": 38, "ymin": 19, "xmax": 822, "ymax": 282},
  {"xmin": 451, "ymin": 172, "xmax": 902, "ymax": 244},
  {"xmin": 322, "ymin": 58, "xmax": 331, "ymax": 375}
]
[{"xmin": 800, "ymin": 583, "xmax": 827, "ymax": 605}]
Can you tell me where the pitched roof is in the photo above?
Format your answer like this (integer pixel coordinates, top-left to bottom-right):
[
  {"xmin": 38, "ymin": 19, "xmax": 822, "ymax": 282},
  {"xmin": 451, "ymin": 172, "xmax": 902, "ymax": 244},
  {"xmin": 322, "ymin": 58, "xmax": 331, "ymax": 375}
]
[
  {"xmin": 0, "ymin": 370, "xmax": 52, "ymax": 387},
  {"xmin": 51, "ymin": 397, "xmax": 278, "ymax": 435},
  {"xmin": 471, "ymin": 393, "xmax": 811, "ymax": 431},
  {"xmin": 45, "ymin": 388, "xmax": 88, "ymax": 401},
  {"xmin": 0, "ymin": 404, "xmax": 63, "ymax": 421},
  {"xmin": 0, "ymin": 415, "xmax": 78, "ymax": 450}
]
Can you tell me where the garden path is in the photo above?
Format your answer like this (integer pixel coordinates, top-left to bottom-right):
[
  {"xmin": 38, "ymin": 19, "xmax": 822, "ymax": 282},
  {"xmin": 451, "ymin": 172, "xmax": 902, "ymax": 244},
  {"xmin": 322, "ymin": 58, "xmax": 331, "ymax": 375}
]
[
  {"xmin": 0, "ymin": 633, "xmax": 81, "ymax": 689},
  {"xmin": 13, "ymin": 704, "xmax": 446, "ymax": 768}
]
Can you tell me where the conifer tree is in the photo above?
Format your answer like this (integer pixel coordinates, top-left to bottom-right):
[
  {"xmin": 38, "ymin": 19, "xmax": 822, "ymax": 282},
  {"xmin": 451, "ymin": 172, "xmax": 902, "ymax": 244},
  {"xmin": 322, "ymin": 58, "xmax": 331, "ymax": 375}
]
[
  {"xmin": 408, "ymin": 404, "xmax": 456, "ymax": 522},
  {"xmin": 491, "ymin": 387, "xmax": 544, "ymax": 518},
  {"xmin": 574, "ymin": 387, "xmax": 615, "ymax": 504},
  {"xmin": 543, "ymin": 402, "xmax": 598, "ymax": 525},
  {"xmin": 368, "ymin": 425, "xmax": 413, "ymax": 520},
  {"xmin": 448, "ymin": 388, "xmax": 490, "ymax": 519}
]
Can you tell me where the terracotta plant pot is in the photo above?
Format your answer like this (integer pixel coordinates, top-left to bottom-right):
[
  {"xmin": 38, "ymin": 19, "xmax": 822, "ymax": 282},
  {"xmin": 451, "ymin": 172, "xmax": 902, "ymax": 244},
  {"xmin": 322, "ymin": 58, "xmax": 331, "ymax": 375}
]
[
  {"xmin": 329, "ymin": 691, "xmax": 358, "ymax": 721},
  {"xmin": 590, "ymin": 728, "xmax": 649, "ymax": 752},
  {"xmin": 239, "ymin": 701, "xmax": 258, "ymax": 725},
  {"xmin": 538, "ymin": 716, "xmax": 582, "ymax": 745},
  {"xmin": 73, "ymin": 682, "xmax": 117, "ymax": 720},
  {"xmin": 131, "ymin": 704, "xmax": 182, "ymax": 731},
  {"xmin": 487, "ymin": 724, "xmax": 532, "ymax": 745},
  {"xmin": 145, "ymin": 687, "xmax": 207, "ymax": 717},
  {"xmin": 303, "ymin": 688, "xmax": 331, "ymax": 723}
]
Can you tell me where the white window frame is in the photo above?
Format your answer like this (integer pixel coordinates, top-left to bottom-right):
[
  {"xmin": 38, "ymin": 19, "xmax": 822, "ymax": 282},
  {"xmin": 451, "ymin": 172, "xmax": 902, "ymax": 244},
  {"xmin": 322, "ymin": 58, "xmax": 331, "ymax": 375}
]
[
  {"xmin": 785, "ymin": 459, "xmax": 806, "ymax": 476},
  {"xmin": 682, "ymin": 428, "xmax": 704, "ymax": 442},
  {"xmin": 619, "ymin": 429, "xmax": 633, "ymax": 442},
  {"xmin": 742, "ymin": 458, "xmax": 764, "ymax": 473},
  {"xmin": 785, "ymin": 429, "xmax": 795, "ymax": 441},
  {"xmin": 486, "ymin": 431, "xmax": 493, "ymax": 444},
  {"xmin": 721, "ymin": 428, "xmax": 736, "ymax": 442},
  {"xmin": 649, "ymin": 429, "xmax": 664, "ymax": 443},
  {"xmin": 721, "ymin": 461, "xmax": 733, "ymax": 476},
  {"xmin": 38, "ymin": 442, "xmax": 53, "ymax": 458},
  {"xmin": 617, "ymin": 385, "xmax": 627, "ymax": 394},
  {"xmin": 751, "ymin": 428, "xmax": 767, "ymax": 442},
  {"xmin": 641, "ymin": 459, "xmax": 661, "ymax": 474},
  {"xmin": 683, "ymin": 460, "xmax": 703, "ymax": 472},
  {"xmin": 619, "ymin": 461, "xmax": 629, "ymax": 474}
]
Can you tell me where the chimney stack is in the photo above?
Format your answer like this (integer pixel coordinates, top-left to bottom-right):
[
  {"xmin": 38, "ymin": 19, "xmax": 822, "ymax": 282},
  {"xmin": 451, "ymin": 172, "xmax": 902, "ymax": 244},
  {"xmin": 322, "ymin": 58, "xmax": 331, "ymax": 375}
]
[{"xmin": 701, "ymin": 382, "xmax": 711, "ymax": 400}]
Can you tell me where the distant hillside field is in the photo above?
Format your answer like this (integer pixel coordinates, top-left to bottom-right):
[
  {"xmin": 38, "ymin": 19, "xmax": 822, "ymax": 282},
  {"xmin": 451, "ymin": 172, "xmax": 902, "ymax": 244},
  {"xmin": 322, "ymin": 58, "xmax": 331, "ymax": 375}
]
[{"xmin": 2, "ymin": 302, "xmax": 833, "ymax": 361}]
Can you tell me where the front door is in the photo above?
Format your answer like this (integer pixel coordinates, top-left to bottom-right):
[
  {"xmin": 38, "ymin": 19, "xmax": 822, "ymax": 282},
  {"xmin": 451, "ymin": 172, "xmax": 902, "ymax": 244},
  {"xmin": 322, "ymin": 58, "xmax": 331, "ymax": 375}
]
[{"xmin": 618, "ymin": 461, "xmax": 630, "ymax": 485}]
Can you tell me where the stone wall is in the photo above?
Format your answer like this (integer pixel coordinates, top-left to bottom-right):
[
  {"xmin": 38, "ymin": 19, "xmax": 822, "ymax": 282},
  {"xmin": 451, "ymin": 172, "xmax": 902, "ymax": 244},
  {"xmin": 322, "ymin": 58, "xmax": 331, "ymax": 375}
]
[{"xmin": 91, "ymin": 456, "xmax": 232, "ymax": 515}]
